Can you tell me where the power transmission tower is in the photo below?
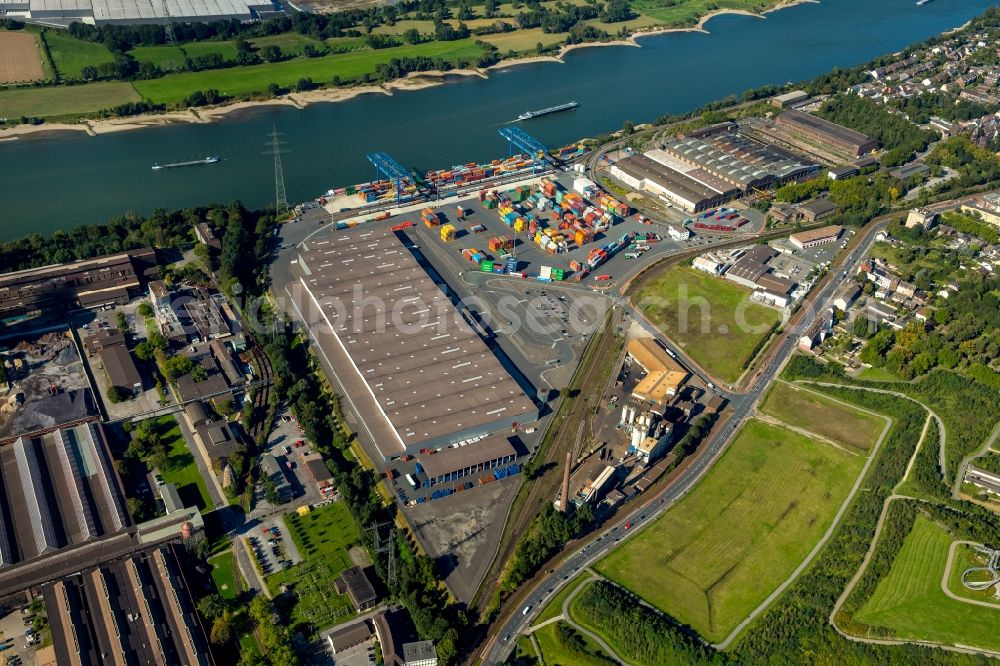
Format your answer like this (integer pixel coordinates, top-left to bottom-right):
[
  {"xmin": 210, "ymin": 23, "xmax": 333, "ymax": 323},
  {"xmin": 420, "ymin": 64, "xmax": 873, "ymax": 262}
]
[
  {"xmin": 367, "ymin": 521, "xmax": 397, "ymax": 589},
  {"xmin": 264, "ymin": 127, "xmax": 288, "ymax": 215},
  {"xmin": 162, "ymin": 8, "xmax": 176, "ymax": 44}
]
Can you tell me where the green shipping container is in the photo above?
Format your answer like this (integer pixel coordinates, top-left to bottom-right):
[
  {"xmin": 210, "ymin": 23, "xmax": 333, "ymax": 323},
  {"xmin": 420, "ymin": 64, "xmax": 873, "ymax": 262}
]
[
  {"xmin": 552, "ymin": 269, "xmax": 565, "ymax": 281},
  {"xmin": 481, "ymin": 261, "xmax": 494, "ymax": 272}
]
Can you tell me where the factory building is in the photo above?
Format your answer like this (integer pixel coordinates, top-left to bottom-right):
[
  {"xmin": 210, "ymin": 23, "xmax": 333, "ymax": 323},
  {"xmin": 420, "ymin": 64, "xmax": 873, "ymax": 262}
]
[
  {"xmin": 627, "ymin": 338, "xmax": 688, "ymax": 411},
  {"xmin": 295, "ymin": 225, "xmax": 538, "ymax": 460},
  {"xmin": 416, "ymin": 435, "xmax": 517, "ymax": 486},
  {"xmin": 610, "ymin": 154, "xmax": 733, "ymax": 213},
  {"xmin": 774, "ymin": 109, "xmax": 879, "ymax": 158},
  {"xmin": 657, "ymin": 130, "xmax": 818, "ymax": 192},
  {"xmin": 789, "ymin": 225, "xmax": 844, "ymax": 249},
  {"xmin": 725, "ymin": 245, "xmax": 780, "ymax": 289},
  {"xmin": 336, "ymin": 566, "xmax": 379, "ymax": 612},
  {"xmin": 4, "ymin": 0, "xmax": 279, "ymax": 25},
  {"xmin": 43, "ymin": 545, "xmax": 213, "ymax": 666},
  {"xmin": 771, "ymin": 90, "xmax": 811, "ymax": 108},
  {"xmin": 0, "ymin": 248, "xmax": 156, "ymax": 322},
  {"xmin": 0, "ymin": 422, "xmax": 129, "ymax": 569}
]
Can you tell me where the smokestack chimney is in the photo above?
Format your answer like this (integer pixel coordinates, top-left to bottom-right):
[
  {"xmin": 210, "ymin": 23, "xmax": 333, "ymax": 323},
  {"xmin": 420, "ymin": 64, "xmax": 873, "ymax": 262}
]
[{"xmin": 560, "ymin": 451, "xmax": 572, "ymax": 513}]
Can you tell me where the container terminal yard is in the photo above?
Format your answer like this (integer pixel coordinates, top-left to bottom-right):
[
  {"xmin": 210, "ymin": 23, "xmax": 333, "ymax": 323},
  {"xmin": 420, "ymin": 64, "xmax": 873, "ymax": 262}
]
[{"xmin": 270, "ymin": 108, "xmax": 864, "ymax": 603}]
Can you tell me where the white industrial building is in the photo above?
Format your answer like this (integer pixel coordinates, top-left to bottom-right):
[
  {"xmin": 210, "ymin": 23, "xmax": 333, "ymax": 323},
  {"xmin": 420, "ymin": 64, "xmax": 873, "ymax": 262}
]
[{"xmin": 2, "ymin": 0, "xmax": 277, "ymax": 24}]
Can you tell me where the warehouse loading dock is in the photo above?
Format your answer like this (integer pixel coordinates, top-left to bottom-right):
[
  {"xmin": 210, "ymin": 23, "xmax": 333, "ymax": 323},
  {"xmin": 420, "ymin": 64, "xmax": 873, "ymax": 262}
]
[
  {"xmin": 294, "ymin": 225, "xmax": 538, "ymax": 460},
  {"xmin": 416, "ymin": 435, "xmax": 517, "ymax": 486}
]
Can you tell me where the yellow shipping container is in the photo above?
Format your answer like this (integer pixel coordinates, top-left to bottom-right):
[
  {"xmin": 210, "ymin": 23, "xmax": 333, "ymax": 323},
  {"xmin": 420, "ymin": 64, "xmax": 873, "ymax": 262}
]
[
  {"xmin": 514, "ymin": 219, "xmax": 526, "ymax": 232},
  {"xmin": 440, "ymin": 224, "xmax": 456, "ymax": 242}
]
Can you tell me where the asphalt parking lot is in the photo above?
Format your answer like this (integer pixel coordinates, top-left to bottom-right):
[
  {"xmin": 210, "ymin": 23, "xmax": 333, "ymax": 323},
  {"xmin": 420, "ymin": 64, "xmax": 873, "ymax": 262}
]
[
  {"xmin": 246, "ymin": 515, "xmax": 300, "ymax": 576},
  {"xmin": 0, "ymin": 607, "xmax": 38, "ymax": 666}
]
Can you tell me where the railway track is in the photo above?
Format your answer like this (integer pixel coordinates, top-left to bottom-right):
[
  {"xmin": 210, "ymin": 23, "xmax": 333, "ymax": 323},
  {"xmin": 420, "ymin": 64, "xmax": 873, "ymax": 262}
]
[{"xmin": 247, "ymin": 336, "xmax": 274, "ymax": 441}]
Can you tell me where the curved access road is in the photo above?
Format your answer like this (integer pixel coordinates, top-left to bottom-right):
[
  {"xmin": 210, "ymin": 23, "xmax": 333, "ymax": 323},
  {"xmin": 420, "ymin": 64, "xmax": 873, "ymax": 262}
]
[{"xmin": 941, "ymin": 540, "xmax": 1000, "ymax": 610}]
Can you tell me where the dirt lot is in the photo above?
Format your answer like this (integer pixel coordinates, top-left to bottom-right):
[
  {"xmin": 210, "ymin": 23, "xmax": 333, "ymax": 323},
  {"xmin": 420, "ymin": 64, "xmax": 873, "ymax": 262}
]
[{"xmin": 0, "ymin": 32, "xmax": 44, "ymax": 83}]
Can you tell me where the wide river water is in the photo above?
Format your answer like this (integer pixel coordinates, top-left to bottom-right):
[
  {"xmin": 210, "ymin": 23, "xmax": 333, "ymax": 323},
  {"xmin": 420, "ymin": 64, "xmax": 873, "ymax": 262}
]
[{"xmin": 0, "ymin": 0, "xmax": 994, "ymax": 239}]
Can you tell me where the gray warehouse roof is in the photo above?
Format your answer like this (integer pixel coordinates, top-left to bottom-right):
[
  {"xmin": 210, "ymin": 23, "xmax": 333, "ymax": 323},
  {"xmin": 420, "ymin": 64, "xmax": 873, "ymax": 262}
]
[
  {"xmin": 296, "ymin": 226, "xmax": 536, "ymax": 453},
  {"xmin": 777, "ymin": 109, "xmax": 877, "ymax": 149},
  {"xmin": 615, "ymin": 154, "xmax": 724, "ymax": 204}
]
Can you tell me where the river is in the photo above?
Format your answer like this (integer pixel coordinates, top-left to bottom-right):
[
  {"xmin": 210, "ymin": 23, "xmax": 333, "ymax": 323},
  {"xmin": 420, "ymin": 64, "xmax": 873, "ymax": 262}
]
[{"xmin": 0, "ymin": 0, "xmax": 993, "ymax": 239}]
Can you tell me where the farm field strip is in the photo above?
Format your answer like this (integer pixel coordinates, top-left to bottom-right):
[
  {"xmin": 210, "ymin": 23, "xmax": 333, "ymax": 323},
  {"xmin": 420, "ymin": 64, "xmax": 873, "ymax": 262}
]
[
  {"xmin": 0, "ymin": 31, "xmax": 45, "ymax": 83},
  {"xmin": 760, "ymin": 380, "xmax": 886, "ymax": 451}
]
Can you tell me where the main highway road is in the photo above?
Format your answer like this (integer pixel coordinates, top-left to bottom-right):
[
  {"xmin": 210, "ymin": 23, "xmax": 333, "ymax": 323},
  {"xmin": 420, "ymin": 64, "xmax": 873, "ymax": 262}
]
[{"xmin": 478, "ymin": 212, "xmax": 891, "ymax": 664}]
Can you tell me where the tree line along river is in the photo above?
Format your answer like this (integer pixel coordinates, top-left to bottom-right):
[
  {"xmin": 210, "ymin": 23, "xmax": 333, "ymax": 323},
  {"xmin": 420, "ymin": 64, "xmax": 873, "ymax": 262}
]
[{"xmin": 0, "ymin": 0, "xmax": 994, "ymax": 240}]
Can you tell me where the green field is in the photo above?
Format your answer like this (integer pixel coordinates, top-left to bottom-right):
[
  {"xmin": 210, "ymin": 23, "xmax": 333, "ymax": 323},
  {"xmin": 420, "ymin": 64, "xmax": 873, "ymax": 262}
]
[
  {"xmin": 249, "ymin": 33, "xmax": 327, "ymax": 57},
  {"xmin": 130, "ymin": 45, "xmax": 188, "ymax": 71},
  {"xmin": 760, "ymin": 381, "xmax": 885, "ymax": 450},
  {"xmin": 324, "ymin": 37, "xmax": 368, "ymax": 54},
  {"xmin": 180, "ymin": 40, "xmax": 238, "ymax": 62},
  {"xmin": 265, "ymin": 502, "xmax": 361, "ymax": 630},
  {"xmin": 536, "ymin": 576, "xmax": 593, "ymax": 624},
  {"xmin": 633, "ymin": 0, "xmax": 775, "ymax": 27},
  {"xmin": 855, "ymin": 514, "xmax": 1000, "ymax": 651},
  {"xmin": 534, "ymin": 621, "xmax": 617, "ymax": 666},
  {"xmin": 153, "ymin": 416, "xmax": 213, "ymax": 512},
  {"xmin": 632, "ymin": 265, "xmax": 781, "ymax": 383},
  {"xmin": 0, "ymin": 80, "xmax": 139, "ymax": 118},
  {"xmin": 134, "ymin": 39, "xmax": 484, "ymax": 104},
  {"xmin": 44, "ymin": 30, "xmax": 113, "ymax": 79},
  {"xmin": 596, "ymin": 419, "xmax": 865, "ymax": 642},
  {"xmin": 209, "ymin": 551, "xmax": 240, "ymax": 599},
  {"xmin": 858, "ymin": 366, "xmax": 901, "ymax": 382}
]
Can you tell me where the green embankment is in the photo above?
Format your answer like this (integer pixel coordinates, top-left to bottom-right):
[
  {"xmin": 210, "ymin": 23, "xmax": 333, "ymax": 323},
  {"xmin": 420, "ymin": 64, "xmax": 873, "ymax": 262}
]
[{"xmin": 855, "ymin": 514, "xmax": 1000, "ymax": 652}]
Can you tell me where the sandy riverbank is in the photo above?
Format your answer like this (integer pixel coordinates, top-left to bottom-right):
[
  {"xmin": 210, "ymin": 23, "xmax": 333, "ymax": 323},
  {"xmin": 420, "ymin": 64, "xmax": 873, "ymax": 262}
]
[{"xmin": 0, "ymin": 0, "xmax": 818, "ymax": 139}]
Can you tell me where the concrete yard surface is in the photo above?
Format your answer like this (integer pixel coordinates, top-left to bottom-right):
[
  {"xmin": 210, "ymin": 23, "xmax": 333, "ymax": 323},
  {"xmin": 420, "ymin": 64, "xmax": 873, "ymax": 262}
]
[{"xmin": 407, "ymin": 476, "xmax": 521, "ymax": 604}]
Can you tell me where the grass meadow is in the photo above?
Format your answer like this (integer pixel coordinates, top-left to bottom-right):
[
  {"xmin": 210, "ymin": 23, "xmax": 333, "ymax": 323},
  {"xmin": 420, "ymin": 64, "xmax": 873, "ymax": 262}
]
[
  {"xmin": 595, "ymin": 418, "xmax": 865, "ymax": 642},
  {"xmin": 631, "ymin": 265, "xmax": 781, "ymax": 383},
  {"xmin": 760, "ymin": 381, "xmax": 886, "ymax": 451}
]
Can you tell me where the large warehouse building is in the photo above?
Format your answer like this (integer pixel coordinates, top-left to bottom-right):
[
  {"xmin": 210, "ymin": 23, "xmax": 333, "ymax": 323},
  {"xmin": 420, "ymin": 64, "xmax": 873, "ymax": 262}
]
[
  {"xmin": 609, "ymin": 125, "xmax": 817, "ymax": 212},
  {"xmin": 657, "ymin": 131, "xmax": 818, "ymax": 192},
  {"xmin": 0, "ymin": 0, "xmax": 278, "ymax": 24},
  {"xmin": 295, "ymin": 225, "xmax": 538, "ymax": 460},
  {"xmin": 773, "ymin": 109, "xmax": 879, "ymax": 158},
  {"xmin": 610, "ymin": 154, "xmax": 735, "ymax": 213}
]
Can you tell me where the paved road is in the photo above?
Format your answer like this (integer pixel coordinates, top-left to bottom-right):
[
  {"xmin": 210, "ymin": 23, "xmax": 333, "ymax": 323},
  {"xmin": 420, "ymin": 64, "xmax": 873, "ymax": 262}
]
[{"xmin": 479, "ymin": 207, "xmax": 889, "ymax": 664}]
